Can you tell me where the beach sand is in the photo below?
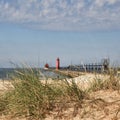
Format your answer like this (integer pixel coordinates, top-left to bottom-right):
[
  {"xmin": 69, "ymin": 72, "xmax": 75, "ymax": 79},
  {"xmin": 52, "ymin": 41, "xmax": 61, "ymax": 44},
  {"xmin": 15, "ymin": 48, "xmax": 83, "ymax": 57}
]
[
  {"xmin": 0, "ymin": 80, "xmax": 13, "ymax": 94},
  {"xmin": 0, "ymin": 73, "xmax": 120, "ymax": 120}
]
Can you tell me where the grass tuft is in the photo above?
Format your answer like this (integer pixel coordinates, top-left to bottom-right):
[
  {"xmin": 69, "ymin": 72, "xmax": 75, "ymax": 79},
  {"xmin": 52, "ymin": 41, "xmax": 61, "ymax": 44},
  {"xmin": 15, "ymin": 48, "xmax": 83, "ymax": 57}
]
[
  {"xmin": 0, "ymin": 68, "xmax": 66, "ymax": 119},
  {"xmin": 88, "ymin": 69, "xmax": 120, "ymax": 92}
]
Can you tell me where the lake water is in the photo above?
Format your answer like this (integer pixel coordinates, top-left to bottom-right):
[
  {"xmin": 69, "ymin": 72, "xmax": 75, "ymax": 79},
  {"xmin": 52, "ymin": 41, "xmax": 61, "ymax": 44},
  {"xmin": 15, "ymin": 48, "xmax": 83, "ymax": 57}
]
[{"xmin": 0, "ymin": 68, "xmax": 67, "ymax": 80}]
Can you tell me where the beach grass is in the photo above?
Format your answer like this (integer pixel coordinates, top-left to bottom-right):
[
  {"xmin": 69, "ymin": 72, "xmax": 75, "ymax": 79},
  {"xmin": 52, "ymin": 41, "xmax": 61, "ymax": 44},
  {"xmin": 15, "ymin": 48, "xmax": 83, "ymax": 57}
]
[{"xmin": 0, "ymin": 67, "xmax": 120, "ymax": 119}]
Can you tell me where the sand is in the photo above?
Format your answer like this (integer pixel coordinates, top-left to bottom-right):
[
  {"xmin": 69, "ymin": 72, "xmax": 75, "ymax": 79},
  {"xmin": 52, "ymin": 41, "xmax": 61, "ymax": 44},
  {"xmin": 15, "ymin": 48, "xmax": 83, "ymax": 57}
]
[
  {"xmin": 0, "ymin": 73, "xmax": 109, "ymax": 91},
  {"xmin": 0, "ymin": 80, "xmax": 13, "ymax": 94},
  {"xmin": 0, "ymin": 73, "xmax": 120, "ymax": 120}
]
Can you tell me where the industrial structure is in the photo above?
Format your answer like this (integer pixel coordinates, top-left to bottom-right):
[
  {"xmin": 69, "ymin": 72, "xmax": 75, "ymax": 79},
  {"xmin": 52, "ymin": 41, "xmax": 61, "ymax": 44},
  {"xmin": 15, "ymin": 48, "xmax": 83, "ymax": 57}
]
[
  {"xmin": 44, "ymin": 57, "xmax": 110, "ymax": 73},
  {"xmin": 66, "ymin": 58, "xmax": 110, "ymax": 73}
]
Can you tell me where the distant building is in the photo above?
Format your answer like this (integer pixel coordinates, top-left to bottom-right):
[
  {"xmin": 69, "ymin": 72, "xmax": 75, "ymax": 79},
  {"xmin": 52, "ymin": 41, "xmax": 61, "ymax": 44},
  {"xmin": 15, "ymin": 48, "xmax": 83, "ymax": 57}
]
[
  {"xmin": 44, "ymin": 63, "xmax": 49, "ymax": 69},
  {"xmin": 67, "ymin": 58, "xmax": 110, "ymax": 73},
  {"xmin": 101, "ymin": 58, "xmax": 110, "ymax": 71}
]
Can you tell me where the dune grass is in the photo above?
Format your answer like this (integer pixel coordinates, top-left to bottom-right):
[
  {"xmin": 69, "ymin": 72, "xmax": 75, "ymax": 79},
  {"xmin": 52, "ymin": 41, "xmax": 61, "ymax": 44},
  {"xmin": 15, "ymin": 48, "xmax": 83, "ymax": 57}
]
[
  {"xmin": 0, "ymin": 68, "xmax": 88, "ymax": 119},
  {"xmin": 88, "ymin": 69, "xmax": 120, "ymax": 92},
  {"xmin": 0, "ymin": 68, "xmax": 120, "ymax": 119}
]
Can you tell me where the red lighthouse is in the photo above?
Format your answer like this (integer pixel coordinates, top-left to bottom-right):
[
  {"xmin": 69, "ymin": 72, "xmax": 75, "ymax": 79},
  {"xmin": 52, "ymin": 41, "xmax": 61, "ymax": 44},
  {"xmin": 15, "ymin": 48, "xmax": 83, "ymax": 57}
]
[{"xmin": 56, "ymin": 58, "xmax": 60, "ymax": 70}]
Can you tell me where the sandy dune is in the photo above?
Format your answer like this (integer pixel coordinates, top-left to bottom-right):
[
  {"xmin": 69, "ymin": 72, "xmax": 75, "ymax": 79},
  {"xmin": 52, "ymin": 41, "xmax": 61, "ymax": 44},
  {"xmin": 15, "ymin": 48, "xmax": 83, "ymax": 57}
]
[{"xmin": 0, "ymin": 73, "xmax": 120, "ymax": 120}]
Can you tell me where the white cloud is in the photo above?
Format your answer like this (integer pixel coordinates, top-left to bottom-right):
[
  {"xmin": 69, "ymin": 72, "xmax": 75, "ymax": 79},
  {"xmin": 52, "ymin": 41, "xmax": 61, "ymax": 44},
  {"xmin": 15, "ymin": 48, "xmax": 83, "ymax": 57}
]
[
  {"xmin": 95, "ymin": 0, "xmax": 117, "ymax": 7},
  {"xmin": 107, "ymin": 0, "xmax": 117, "ymax": 5},
  {"xmin": 0, "ymin": 0, "xmax": 120, "ymax": 31}
]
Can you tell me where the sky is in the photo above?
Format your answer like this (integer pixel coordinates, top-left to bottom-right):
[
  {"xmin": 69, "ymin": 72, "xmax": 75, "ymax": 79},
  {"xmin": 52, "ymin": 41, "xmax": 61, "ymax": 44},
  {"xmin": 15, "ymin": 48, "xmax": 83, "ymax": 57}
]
[{"xmin": 0, "ymin": 0, "xmax": 120, "ymax": 68}]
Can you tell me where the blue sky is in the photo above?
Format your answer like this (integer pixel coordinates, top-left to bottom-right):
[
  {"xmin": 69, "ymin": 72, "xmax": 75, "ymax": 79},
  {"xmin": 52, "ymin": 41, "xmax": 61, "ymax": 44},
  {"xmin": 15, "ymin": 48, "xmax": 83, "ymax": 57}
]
[{"xmin": 0, "ymin": 0, "xmax": 120, "ymax": 67}]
